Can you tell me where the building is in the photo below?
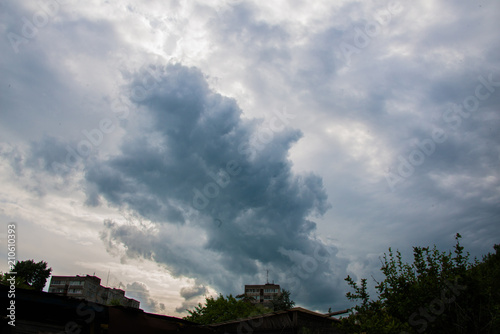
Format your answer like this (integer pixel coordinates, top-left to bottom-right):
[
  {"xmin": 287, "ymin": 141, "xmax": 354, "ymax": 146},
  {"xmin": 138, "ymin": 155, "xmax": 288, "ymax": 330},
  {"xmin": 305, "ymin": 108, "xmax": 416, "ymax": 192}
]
[
  {"xmin": 0, "ymin": 284, "xmax": 213, "ymax": 334},
  {"xmin": 48, "ymin": 275, "xmax": 140, "ymax": 308},
  {"xmin": 209, "ymin": 307, "xmax": 345, "ymax": 334},
  {"xmin": 244, "ymin": 283, "xmax": 281, "ymax": 306}
]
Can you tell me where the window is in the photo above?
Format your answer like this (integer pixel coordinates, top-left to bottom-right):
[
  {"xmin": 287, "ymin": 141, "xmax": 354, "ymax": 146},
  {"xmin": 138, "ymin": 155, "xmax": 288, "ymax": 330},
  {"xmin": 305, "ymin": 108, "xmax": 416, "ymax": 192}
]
[
  {"xmin": 51, "ymin": 280, "xmax": 64, "ymax": 285},
  {"xmin": 69, "ymin": 281, "xmax": 84, "ymax": 285},
  {"xmin": 68, "ymin": 289, "xmax": 82, "ymax": 294}
]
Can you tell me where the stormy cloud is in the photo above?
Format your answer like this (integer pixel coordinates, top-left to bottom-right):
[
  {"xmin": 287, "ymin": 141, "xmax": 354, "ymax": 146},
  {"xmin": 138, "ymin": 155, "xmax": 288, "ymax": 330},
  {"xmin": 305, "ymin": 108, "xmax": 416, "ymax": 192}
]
[
  {"xmin": 1, "ymin": 0, "xmax": 499, "ymax": 315},
  {"xmin": 91, "ymin": 64, "xmax": 344, "ymax": 311}
]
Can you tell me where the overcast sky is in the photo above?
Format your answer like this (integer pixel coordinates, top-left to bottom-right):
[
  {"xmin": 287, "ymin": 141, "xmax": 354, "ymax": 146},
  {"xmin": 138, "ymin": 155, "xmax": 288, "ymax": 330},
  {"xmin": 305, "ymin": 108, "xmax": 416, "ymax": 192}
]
[{"xmin": 1, "ymin": 0, "xmax": 499, "ymax": 316}]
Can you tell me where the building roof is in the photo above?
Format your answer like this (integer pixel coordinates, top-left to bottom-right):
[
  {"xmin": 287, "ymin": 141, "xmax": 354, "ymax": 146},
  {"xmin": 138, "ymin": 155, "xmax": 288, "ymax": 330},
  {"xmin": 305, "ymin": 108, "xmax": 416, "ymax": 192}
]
[
  {"xmin": 208, "ymin": 307, "xmax": 345, "ymax": 334},
  {"xmin": 245, "ymin": 283, "xmax": 280, "ymax": 287},
  {"xmin": 210, "ymin": 307, "xmax": 340, "ymax": 326}
]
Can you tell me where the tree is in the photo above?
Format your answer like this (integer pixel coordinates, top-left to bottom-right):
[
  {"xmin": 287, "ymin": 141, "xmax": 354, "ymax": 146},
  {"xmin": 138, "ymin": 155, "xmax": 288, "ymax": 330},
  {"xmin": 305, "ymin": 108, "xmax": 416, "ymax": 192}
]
[
  {"xmin": 456, "ymin": 243, "xmax": 500, "ymax": 333},
  {"xmin": 11, "ymin": 259, "xmax": 52, "ymax": 291},
  {"xmin": 109, "ymin": 298, "xmax": 123, "ymax": 306},
  {"xmin": 337, "ymin": 234, "xmax": 500, "ymax": 333},
  {"xmin": 271, "ymin": 288, "xmax": 295, "ymax": 311},
  {"xmin": 0, "ymin": 272, "xmax": 33, "ymax": 290},
  {"xmin": 235, "ymin": 293, "xmax": 257, "ymax": 304},
  {"xmin": 184, "ymin": 294, "xmax": 270, "ymax": 324}
]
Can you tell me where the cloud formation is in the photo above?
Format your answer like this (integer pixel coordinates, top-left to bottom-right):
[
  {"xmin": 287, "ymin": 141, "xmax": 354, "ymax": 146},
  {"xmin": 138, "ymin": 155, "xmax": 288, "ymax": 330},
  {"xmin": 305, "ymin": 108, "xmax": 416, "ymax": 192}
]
[
  {"xmin": 175, "ymin": 284, "xmax": 208, "ymax": 313},
  {"xmin": 1, "ymin": 0, "xmax": 499, "ymax": 316},
  {"xmin": 180, "ymin": 285, "xmax": 207, "ymax": 300},
  {"xmin": 126, "ymin": 281, "xmax": 165, "ymax": 314},
  {"xmin": 91, "ymin": 64, "xmax": 344, "ymax": 311}
]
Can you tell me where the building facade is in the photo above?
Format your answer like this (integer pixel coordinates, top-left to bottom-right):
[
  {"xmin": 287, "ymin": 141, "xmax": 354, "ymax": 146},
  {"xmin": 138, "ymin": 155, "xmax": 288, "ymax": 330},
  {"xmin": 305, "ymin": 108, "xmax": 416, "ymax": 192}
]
[
  {"xmin": 244, "ymin": 283, "xmax": 281, "ymax": 306},
  {"xmin": 49, "ymin": 275, "xmax": 140, "ymax": 308}
]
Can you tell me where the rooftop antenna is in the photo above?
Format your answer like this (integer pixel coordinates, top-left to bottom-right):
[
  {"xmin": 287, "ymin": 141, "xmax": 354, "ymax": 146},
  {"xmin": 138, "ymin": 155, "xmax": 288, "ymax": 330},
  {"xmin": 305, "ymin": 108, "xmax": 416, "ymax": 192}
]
[
  {"xmin": 266, "ymin": 270, "xmax": 269, "ymax": 284},
  {"xmin": 106, "ymin": 269, "xmax": 110, "ymax": 287}
]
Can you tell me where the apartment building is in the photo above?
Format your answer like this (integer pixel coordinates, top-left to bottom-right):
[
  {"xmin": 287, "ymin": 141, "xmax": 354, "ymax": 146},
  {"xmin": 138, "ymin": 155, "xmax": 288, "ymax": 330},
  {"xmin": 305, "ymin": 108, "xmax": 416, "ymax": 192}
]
[
  {"xmin": 48, "ymin": 275, "xmax": 140, "ymax": 308},
  {"xmin": 244, "ymin": 283, "xmax": 281, "ymax": 306}
]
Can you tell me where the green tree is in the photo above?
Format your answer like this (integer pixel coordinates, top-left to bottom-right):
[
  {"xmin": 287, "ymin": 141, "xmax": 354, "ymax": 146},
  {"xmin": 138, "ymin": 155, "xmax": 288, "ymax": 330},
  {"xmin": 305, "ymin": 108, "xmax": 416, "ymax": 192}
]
[
  {"xmin": 271, "ymin": 288, "xmax": 295, "ymax": 311},
  {"xmin": 0, "ymin": 272, "xmax": 33, "ymax": 289},
  {"xmin": 11, "ymin": 259, "xmax": 52, "ymax": 291},
  {"xmin": 337, "ymin": 234, "xmax": 500, "ymax": 334},
  {"xmin": 341, "ymin": 276, "xmax": 411, "ymax": 333},
  {"xmin": 184, "ymin": 294, "xmax": 270, "ymax": 324},
  {"xmin": 455, "ymin": 243, "xmax": 500, "ymax": 333},
  {"xmin": 109, "ymin": 298, "xmax": 123, "ymax": 306}
]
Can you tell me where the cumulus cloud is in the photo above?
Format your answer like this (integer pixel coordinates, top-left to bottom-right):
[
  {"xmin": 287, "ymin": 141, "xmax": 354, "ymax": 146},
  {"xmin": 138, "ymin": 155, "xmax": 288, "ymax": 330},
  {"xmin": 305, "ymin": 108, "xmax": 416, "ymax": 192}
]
[
  {"xmin": 2, "ymin": 0, "xmax": 499, "ymax": 316},
  {"xmin": 180, "ymin": 285, "xmax": 208, "ymax": 300},
  {"xmin": 88, "ymin": 63, "xmax": 345, "ymax": 311},
  {"xmin": 175, "ymin": 284, "xmax": 208, "ymax": 313}
]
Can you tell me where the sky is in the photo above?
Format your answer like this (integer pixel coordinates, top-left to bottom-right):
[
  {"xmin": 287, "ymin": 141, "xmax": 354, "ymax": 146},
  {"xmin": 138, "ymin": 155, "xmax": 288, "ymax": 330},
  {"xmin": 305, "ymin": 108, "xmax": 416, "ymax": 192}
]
[{"xmin": 0, "ymin": 0, "xmax": 499, "ymax": 316}]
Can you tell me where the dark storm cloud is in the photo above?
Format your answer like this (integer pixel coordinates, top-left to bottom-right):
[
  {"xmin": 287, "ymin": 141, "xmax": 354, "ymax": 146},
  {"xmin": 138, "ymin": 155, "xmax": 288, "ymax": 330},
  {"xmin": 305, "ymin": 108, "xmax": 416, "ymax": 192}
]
[
  {"xmin": 90, "ymin": 63, "xmax": 346, "ymax": 311},
  {"xmin": 222, "ymin": 0, "xmax": 500, "ymax": 289},
  {"xmin": 3, "ymin": 0, "xmax": 499, "ymax": 316}
]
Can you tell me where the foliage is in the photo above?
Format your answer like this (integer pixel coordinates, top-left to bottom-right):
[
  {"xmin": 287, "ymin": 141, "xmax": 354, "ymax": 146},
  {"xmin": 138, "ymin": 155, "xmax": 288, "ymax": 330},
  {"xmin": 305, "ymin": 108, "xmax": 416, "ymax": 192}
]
[
  {"xmin": 337, "ymin": 234, "xmax": 500, "ymax": 334},
  {"xmin": 184, "ymin": 294, "xmax": 271, "ymax": 324},
  {"xmin": 236, "ymin": 293, "xmax": 257, "ymax": 303},
  {"xmin": 271, "ymin": 288, "xmax": 295, "ymax": 311},
  {"xmin": 340, "ymin": 278, "xmax": 411, "ymax": 334},
  {"xmin": 0, "ymin": 272, "xmax": 34, "ymax": 290},
  {"xmin": 109, "ymin": 298, "xmax": 123, "ymax": 306},
  {"xmin": 457, "ymin": 243, "xmax": 500, "ymax": 333},
  {"xmin": 2, "ymin": 259, "xmax": 52, "ymax": 291}
]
